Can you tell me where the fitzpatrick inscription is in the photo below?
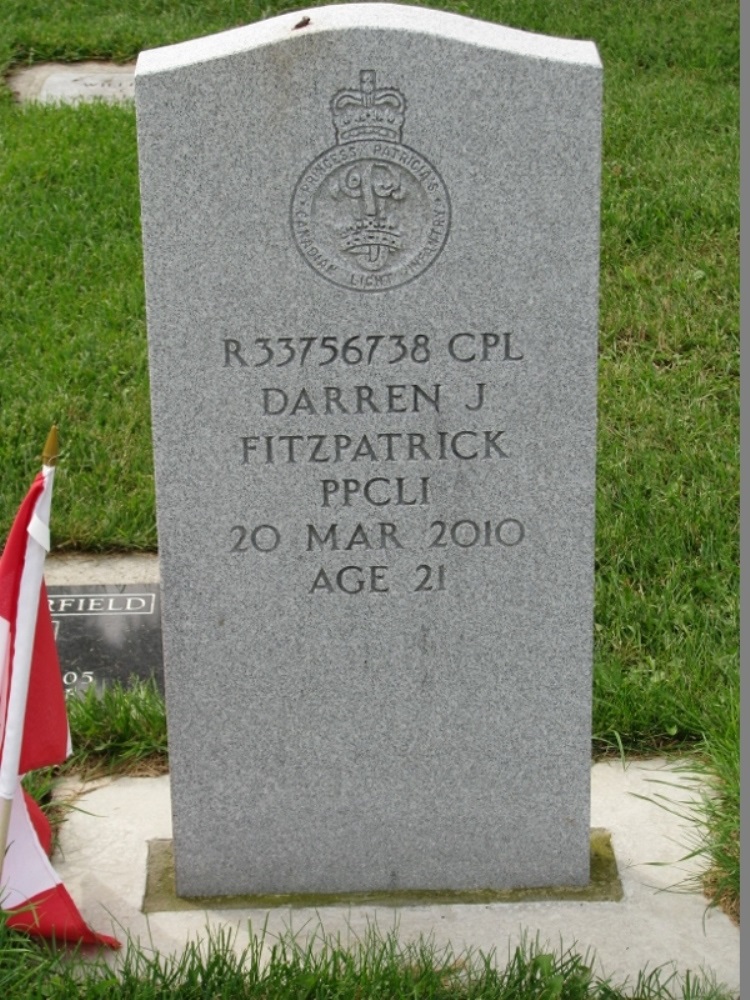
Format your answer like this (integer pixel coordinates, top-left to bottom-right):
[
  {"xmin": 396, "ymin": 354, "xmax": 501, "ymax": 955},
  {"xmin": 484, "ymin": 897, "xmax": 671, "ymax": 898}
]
[{"xmin": 291, "ymin": 70, "xmax": 450, "ymax": 292}]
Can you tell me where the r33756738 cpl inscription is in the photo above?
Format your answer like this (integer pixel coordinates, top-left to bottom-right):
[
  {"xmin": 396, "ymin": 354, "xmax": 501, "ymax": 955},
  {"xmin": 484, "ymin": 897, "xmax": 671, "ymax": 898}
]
[{"xmin": 223, "ymin": 331, "xmax": 522, "ymax": 369}]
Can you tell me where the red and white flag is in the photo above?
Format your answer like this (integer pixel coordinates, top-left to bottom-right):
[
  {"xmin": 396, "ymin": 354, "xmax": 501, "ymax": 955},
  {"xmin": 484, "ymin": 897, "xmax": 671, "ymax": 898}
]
[{"xmin": 0, "ymin": 447, "xmax": 119, "ymax": 948}]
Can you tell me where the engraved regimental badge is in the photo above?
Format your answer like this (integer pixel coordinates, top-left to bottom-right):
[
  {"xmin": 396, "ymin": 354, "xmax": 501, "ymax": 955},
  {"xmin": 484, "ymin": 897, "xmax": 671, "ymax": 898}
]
[{"xmin": 291, "ymin": 70, "xmax": 450, "ymax": 292}]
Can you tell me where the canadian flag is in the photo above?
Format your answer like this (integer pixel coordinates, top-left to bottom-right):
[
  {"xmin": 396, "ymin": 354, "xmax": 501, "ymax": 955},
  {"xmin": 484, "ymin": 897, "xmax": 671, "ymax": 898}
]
[{"xmin": 0, "ymin": 439, "xmax": 119, "ymax": 948}]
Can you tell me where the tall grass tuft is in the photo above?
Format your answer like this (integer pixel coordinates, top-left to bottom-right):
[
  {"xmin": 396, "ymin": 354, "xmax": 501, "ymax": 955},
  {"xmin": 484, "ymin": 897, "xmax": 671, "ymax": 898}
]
[
  {"xmin": 0, "ymin": 911, "xmax": 59, "ymax": 998},
  {"xmin": 0, "ymin": 922, "xmax": 737, "ymax": 999},
  {"xmin": 65, "ymin": 678, "xmax": 168, "ymax": 776}
]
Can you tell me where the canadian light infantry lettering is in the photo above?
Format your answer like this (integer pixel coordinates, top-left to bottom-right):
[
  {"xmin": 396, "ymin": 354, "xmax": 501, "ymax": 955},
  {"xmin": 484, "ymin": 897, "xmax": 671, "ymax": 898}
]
[{"xmin": 291, "ymin": 70, "xmax": 450, "ymax": 291}]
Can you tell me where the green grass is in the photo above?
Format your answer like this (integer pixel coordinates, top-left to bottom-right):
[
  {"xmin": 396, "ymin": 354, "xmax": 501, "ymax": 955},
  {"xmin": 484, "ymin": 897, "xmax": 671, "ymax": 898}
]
[
  {"xmin": 0, "ymin": 102, "xmax": 154, "ymax": 549},
  {"xmin": 22, "ymin": 679, "xmax": 167, "ymax": 783},
  {"xmin": 0, "ymin": 0, "xmax": 739, "ymax": 928},
  {"xmin": 0, "ymin": 920, "xmax": 738, "ymax": 1000},
  {"xmin": 64, "ymin": 678, "xmax": 168, "ymax": 772},
  {"xmin": 21, "ymin": 678, "xmax": 168, "ymax": 840},
  {"xmin": 671, "ymin": 709, "xmax": 740, "ymax": 924},
  {"xmin": 0, "ymin": 0, "xmax": 739, "ymax": 79}
]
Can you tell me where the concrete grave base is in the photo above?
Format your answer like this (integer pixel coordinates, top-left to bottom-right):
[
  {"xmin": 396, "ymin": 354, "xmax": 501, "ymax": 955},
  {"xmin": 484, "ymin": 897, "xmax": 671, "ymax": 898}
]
[
  {"xmin": 143, "ymin": 830, "xmax": 623, "ymax": 912},
  {"xmin": 52, "ymin": 759, "xmax": 739, "ymax": 991}
]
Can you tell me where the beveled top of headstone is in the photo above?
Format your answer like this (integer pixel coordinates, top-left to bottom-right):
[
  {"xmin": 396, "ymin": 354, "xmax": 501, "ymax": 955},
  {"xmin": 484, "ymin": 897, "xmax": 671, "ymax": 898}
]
[{"xmin": 136, "ymin": 4, "xmax": 601, "ymax": 77}]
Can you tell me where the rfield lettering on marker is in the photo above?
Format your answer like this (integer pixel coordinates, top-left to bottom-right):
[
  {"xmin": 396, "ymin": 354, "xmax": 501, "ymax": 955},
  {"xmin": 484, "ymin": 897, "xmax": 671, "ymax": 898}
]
[{"xmin": 48, "ymin": 595, "xmax": 152, "ymax": 614}]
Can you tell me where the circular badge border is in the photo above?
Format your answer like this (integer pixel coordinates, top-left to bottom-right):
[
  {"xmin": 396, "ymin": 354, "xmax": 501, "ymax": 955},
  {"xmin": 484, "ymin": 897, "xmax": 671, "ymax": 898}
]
[{"xmin": 290, "ymin": 141, "xmax": 451, "ymax": 293}]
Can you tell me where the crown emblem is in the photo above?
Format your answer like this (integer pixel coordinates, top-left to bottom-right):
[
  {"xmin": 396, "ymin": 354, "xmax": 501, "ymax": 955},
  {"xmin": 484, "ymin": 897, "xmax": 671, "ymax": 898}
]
[
  {"xmin": 291, "ymin": 69, "xmax": 450, "ymax": 291},
  {"xmin": 340, "ymin": 215, "xmax": 403, "ymax": 263},
  {"xmin": 331, "ymin": 70, "xmax": 406, "ymax": 144}
]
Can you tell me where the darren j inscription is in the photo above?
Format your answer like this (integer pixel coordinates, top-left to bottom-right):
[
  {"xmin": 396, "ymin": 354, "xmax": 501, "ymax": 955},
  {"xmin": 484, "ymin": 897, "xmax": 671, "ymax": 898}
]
[
  {"xmin": 292, "ymin": 70, "xmax": 450, "ymax": 290},
  {"xmin": 226, "ymin": 318, "xmax": 522, "ymax": 587},
  {"xmin": 226, "ymin": 318, "xmax": 522, "ymax": 586}
]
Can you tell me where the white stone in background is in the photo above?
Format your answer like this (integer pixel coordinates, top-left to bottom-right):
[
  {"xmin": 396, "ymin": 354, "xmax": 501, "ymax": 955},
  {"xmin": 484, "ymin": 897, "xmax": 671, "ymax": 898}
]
[
  {"xmin": 7, "ymin": 61, "xmax": 135, "ymax": 104},
  {"xmin": 44, "ymin": 553, "xmax": 159, "ymax": 585}
]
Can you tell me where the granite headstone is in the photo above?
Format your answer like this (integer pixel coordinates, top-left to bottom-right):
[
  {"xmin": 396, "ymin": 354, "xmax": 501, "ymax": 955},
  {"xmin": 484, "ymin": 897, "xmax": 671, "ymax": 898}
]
[{"xmin": 135, "ymin": 3, "xmax": 602, "ymax": 897}]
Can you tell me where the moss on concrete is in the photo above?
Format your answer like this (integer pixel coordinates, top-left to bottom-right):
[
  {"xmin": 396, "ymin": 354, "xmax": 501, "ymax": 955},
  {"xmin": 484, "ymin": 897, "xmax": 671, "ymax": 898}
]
[{"xmin": 143, "ymin": 829, "xmax": 622, "ymax": 913}]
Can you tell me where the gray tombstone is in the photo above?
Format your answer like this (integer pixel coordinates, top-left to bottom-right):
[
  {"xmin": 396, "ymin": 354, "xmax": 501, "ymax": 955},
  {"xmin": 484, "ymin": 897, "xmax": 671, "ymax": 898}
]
[{"xmin": 135, "ymin": 3, "xmax": 602, "ymax": 898}]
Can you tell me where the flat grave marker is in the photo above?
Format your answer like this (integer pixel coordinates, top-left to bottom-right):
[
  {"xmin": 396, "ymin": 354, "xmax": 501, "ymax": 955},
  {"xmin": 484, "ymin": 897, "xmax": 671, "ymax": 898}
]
[
  {"xmin": 8, "ymin": 62, "xmax": 136, "ymax": 105},
  {"xmin": 135, "ymin": 3, "xmax": 602, "ymax": 898},
  {"xmin": 47, "ymin": 585, "xmax": 163, "ymax": 695}
]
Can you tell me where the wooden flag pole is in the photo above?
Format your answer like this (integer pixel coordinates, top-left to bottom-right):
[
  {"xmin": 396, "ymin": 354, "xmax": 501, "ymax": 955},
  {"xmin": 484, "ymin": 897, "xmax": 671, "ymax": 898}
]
[
  {"xmin": 0, "ymin": 428, "xmax": 59, "ymax": 870},
  {"xmin": 0, "ymin": 791, "xmax": 9, "ymax": 874},
  {"xmin": 42, "ymin": 426, "xmax": 59, "ymax": 468},
  {"xmin": 0, "ymin": 787, "xmax": 9, "ymax": 874}
]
